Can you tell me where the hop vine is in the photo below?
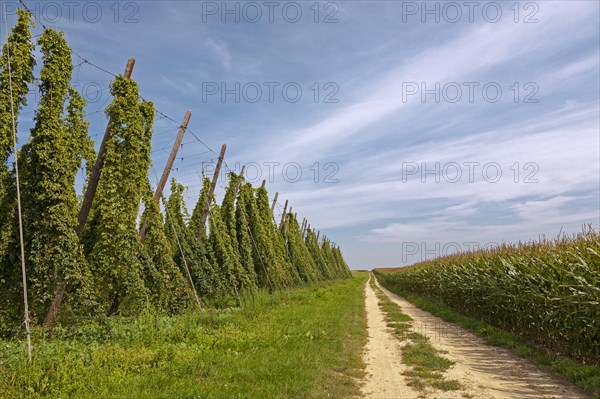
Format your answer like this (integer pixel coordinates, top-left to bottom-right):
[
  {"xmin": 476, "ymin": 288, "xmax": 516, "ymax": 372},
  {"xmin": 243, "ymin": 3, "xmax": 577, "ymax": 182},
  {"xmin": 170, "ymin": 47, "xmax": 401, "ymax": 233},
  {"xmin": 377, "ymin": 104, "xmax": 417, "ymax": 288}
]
[
  {"xmin": 83, "ymin": 76, "xmax": 155, "ymax": 316},
  {"xmin": 0, "ymin": 9, "xmax": 36, "ymax": 330}
]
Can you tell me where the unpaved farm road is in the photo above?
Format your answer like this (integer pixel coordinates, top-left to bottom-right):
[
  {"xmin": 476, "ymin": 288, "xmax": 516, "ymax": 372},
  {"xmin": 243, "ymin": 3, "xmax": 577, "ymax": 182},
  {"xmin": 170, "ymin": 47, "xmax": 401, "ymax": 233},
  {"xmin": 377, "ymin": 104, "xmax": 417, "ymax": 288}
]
[{"xmin": 360, "ymin": 275, "xmax": 592, "ymax": 399}]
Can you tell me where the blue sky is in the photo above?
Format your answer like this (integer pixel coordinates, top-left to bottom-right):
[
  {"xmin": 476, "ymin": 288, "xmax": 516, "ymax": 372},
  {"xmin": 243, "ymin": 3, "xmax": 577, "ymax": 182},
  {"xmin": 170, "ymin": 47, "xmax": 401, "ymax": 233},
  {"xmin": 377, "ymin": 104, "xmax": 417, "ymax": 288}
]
[{"xmin": 2, "ymin": 1, "xmax": 599, "ymax": 269}]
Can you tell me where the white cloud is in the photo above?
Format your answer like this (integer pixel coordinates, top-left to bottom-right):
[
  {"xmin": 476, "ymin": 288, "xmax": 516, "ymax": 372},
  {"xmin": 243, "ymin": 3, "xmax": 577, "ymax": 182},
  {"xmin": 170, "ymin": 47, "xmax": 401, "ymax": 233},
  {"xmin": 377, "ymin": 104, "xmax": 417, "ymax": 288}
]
[
  {"xmin": 267, "ymin": 101, "xmax": 598, "ymax": 229},
  {"xmin": 244, "ymin": 3, "xmax": 593, "ymax": 163},
  {"xmin": 204, "ymin": 37, "xmax": 232, "ymax": 70},
  {"xmin": 363, "ymin": 202, "xmax": 597, "ymax": 247}
]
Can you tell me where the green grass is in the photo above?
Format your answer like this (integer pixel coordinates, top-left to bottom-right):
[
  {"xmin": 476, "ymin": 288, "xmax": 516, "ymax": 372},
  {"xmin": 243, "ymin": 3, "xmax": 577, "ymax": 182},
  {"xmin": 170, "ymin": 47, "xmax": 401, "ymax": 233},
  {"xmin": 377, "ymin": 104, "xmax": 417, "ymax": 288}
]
[
  {"xmin": 402, "ymin": 341, "xmax": 461, "ymax": 391},
  {"xmin": 376, "ymin": 277, "xmax": 600, "ymax": 399},
  {"xmin": 0, "ymin": 272, "xmax": 368, "ymax": 399},
  {"xmin": 370, "ymin": 275, "xmax": 461, "ymax": 393}
]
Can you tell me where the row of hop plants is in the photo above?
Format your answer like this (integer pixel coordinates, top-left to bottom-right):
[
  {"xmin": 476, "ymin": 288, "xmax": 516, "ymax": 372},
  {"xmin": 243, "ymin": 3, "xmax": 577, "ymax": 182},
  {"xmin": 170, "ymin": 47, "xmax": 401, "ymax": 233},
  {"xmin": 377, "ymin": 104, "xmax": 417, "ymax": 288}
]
[
  {"xmin": 375, "ymin": 228, "xmax": 600, "ymax": 365},
  {"xmin": 0, "ymin": 10, "xmax": 351, "ymax": 335}
]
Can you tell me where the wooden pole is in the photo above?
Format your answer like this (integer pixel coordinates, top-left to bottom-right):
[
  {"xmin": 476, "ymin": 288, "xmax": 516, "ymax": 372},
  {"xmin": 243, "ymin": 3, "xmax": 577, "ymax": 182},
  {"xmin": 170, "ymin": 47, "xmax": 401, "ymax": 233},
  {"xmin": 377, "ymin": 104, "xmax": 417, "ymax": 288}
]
[
  {"xmin": 76, "ymin": 57, "xmax": 135, "ymax": 238},
  {"xmin": 316, "ymin": 231, "xmax": 320, "ymax": 242},
  {"xmin": 196, "ymin": 144, "xmax": 227, "ymax": 239},
  {"xmin": 233, "ymin": 164, "xmax": 246, "ymax": 195},
  {"xmin": 279, "ymin": 199, "xmax": 288, "ymax": 227},
  {"xmin": 261, "ymin": 179, "xmax": 266, "ymax": 188},
  {"xmin": 270, "ymin": 192, "xmax": 279, "ymax": 213},
  {"xmin": 139, "ymin": 110, "xmax": 192, "ymax": 242},
  {"xmin": 285, "ymin": 207, "xmax": 292, "ymax": 235}
]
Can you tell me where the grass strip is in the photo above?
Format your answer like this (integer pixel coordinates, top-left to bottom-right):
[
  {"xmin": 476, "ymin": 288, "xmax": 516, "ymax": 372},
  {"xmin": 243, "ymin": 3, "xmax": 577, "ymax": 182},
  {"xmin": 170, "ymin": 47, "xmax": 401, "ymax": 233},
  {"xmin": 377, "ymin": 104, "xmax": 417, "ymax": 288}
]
[{"xmin": 0, "ymin": 273, "xmax": 368, "ymax": 399}]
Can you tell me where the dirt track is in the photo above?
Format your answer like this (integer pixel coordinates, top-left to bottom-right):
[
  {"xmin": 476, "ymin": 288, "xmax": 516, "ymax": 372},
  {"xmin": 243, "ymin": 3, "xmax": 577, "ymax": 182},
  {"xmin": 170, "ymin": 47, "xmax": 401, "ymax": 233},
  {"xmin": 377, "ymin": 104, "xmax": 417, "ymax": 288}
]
[
  {"xmin": 360, "ymin": 275, "xmax": 591, "ymax": 399},
  {"xmin": 360, "ymin": 275, "xmax": 417, "ymax": 398}
]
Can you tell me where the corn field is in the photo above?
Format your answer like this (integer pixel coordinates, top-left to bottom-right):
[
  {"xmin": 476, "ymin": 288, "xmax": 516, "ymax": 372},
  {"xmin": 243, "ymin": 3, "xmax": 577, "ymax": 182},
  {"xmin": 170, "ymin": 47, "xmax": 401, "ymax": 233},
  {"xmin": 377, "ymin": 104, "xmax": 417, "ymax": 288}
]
[{"xmin": 376, "ymin": 228, "xmax": 600, "ymax": 365}]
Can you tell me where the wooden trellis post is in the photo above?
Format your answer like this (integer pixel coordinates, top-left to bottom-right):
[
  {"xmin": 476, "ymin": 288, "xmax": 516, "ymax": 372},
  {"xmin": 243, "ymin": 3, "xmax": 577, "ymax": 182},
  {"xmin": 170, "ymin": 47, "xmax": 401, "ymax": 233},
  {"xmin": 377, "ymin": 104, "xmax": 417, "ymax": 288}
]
[
  {"xmin": 280, "ymin": 199, "xmax": 288, "ymax": 227},
  {"xmin": 233, "ymin": 164, "xmax": 246, "ymax": 195},
  {"xmin": 284, "ymin": 207, "xmax": 292, "ymax": 235},
  {"xmin": 196, "ymin": 144, "xmax": 227, "ymax": 239},
  {"xmin": 139, "ymin": 110, "xmax": 192, "ymax": 242},
  {"xmin": 270, "ymin": 192, "xmax": 279, "ymax": 213}
]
